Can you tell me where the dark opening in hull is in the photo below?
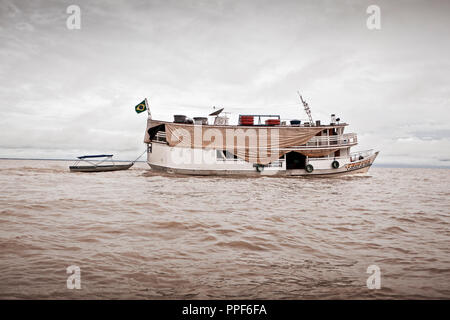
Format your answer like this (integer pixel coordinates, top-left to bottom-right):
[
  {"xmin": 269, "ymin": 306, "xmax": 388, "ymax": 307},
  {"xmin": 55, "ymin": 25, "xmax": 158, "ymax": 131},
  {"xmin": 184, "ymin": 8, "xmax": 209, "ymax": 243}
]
[{"xmin": 286, "ymin": 152, "xmax": 306, "ymax": 170}]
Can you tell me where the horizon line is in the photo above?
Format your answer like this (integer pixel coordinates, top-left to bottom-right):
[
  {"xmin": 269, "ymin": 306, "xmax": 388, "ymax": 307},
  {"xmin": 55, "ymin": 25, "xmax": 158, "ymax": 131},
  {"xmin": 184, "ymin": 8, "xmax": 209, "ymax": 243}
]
[
  {"xmin": 0, "ymin": 157, "xmax": 147, "ymax": 163},
  {"xmin": 0, "ymin": 157, "xmax": 449, "ymax": 169}
]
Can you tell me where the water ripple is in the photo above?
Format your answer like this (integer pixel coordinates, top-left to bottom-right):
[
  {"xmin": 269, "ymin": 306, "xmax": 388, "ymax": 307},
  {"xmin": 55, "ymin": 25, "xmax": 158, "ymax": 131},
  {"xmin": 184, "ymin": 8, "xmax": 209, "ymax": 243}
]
[{"xmin": 0, "ymin": 160, "xmax": 449, "ymax": 299}]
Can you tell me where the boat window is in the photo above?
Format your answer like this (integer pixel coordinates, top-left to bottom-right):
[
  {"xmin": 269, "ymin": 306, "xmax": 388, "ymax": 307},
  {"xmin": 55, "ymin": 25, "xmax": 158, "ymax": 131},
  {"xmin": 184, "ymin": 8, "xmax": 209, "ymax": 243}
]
[
  {"xmin": 224, "ymin": 150, "xmax": 236, "ymax": 159},
  {"xmin": 216, "ymin": 149, "xmax": 238, "ymax": 160},
  {"xmin": 155, "ymin": 131, "xmax": 167, "ymax": 142},
  {"xmin": 216, "ymin": 150, "xmax": 225, "ymax": 160}
]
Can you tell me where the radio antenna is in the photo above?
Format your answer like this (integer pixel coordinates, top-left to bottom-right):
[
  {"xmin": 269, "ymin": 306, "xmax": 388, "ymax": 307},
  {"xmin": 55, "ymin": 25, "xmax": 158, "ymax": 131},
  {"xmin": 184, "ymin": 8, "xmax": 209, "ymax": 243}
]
[{"xmin": 297, "ymin": 91, "xmax": 314, "ymax": 125}]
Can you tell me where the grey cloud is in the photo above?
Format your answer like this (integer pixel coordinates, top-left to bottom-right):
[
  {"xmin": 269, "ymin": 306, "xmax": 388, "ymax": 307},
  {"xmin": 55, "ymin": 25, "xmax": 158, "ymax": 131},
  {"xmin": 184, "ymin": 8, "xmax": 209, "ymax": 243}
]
[{"xmin": 411, "ymin": 130, "xmax": 450, "ymax": 140}]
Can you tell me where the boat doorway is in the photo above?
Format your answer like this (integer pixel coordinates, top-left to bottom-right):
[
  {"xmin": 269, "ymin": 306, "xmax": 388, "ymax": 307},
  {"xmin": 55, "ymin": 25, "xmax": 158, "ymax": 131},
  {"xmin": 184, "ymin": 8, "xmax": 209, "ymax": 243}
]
[{"xmin": 286, "ymin": 152, "xmax": 307, "ymax": 170}]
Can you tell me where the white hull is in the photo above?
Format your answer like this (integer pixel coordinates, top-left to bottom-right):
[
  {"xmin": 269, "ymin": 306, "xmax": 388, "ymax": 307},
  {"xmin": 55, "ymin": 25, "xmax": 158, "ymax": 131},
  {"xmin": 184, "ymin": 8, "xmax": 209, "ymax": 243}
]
[{"xmin": 147, "ymin": 142, "xmax": 378, "ymax": 177}]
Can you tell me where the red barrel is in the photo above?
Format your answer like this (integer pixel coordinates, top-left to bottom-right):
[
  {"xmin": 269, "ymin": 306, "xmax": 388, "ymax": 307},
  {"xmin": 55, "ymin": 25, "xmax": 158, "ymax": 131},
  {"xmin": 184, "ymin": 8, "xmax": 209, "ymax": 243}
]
[
  {"xmin": 239, "ymin": 116, "xmax": 254, "ymax": 125},
  {"xmin": 265, "ymin": 119, "xmax": 280, "ymax": 126}
]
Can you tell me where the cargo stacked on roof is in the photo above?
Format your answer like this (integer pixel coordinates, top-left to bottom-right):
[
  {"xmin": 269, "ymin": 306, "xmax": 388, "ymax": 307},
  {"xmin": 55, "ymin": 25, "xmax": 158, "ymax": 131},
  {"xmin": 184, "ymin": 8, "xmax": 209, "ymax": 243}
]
[
  {"xmin": 144, "ymin": 107, "xmax": 378, "ymax": 177},
  {"xmin": 239, "ymin": 115, "xmax": 254, "ymax": 125},
  {"xmin": 238, "ymin": 114, "xmax": 281, "ymax": 126}
]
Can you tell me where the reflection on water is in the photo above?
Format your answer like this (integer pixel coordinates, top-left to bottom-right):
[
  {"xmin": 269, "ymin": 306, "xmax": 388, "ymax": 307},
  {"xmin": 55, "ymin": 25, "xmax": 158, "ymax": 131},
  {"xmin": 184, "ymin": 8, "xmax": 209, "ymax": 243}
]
[{"xmin": 0, "ymin": 160, "xmax": 449, "ymax": 299}]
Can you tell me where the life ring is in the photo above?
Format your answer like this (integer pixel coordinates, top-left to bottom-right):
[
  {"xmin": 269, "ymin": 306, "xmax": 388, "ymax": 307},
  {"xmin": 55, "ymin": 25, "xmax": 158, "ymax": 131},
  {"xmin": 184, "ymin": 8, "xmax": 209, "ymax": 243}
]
[
  {"xmin": 305, "ymin": 164, "xmax": 314, "ymax": 173},
  {"xmin": 332, "ymin": 160, "xmax": 339, "ymax": 169}
]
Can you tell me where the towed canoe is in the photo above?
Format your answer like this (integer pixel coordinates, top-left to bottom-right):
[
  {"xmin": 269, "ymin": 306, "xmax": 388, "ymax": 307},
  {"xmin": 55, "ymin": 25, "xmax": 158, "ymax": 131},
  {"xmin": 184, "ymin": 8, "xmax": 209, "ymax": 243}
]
[{"xmin": 69, "ymin": 154, "xmax": 133, "ymax": 173}]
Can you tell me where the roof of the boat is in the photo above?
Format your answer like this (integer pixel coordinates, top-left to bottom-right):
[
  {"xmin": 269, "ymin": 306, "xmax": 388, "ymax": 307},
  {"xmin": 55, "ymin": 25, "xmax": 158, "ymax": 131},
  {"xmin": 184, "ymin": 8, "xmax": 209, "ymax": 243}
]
[
  {"xmin": 148, "ymin": 119, "xmax": 348, "ymax": 129},
  {"xmin": 78, "ymin": 154, "xmax": 113, "ymax": 159}
]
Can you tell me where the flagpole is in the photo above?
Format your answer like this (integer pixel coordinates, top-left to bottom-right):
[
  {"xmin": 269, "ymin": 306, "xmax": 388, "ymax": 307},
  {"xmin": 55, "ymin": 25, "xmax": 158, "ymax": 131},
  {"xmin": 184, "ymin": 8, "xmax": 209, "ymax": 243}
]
[
  {"xmin": 144, "ymin": 98, "xmax": 151, "ymax": 163},
  {"xmin": 145, "ymin": 98, "xmax": 151, "ymax": 119}
]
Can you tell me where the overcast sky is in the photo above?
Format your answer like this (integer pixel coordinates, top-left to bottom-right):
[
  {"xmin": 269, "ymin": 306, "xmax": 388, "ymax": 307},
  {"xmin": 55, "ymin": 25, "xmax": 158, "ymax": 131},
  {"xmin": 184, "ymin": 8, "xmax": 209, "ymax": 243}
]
[{"xmin": 0, "ymin": 0, "xmax": 449, "ymax": 166}]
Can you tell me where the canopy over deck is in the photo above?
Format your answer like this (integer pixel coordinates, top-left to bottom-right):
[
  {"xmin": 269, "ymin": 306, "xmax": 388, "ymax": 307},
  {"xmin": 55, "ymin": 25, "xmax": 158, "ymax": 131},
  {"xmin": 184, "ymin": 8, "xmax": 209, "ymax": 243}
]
[
  {"xmin": 145, "ymin": 120, "xmax": 350, "ymax": 164},
  {"xmin": 77, "ymin": 154, "xmax": 113, "ymax": 159}
]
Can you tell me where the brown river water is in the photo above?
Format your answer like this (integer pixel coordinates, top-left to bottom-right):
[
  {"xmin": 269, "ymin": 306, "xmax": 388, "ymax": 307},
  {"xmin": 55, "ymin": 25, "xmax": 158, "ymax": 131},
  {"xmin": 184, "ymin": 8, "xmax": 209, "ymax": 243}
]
[{"xmin": 0, "ymin": 159, "xmax": 449, "ymax": 299}]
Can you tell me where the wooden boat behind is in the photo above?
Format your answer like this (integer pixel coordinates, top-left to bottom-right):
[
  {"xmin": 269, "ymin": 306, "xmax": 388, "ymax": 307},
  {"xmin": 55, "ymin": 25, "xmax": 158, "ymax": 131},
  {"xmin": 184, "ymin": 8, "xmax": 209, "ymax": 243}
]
[{"xmin": 69, "ymin": 155, "xmax": 134, "ymax": 173}]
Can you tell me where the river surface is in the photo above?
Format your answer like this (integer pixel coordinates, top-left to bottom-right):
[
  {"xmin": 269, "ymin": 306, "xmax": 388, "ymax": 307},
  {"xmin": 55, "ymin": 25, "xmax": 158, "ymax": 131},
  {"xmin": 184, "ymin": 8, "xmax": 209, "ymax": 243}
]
[{"xmin": 0, "ymin": 160, "xmax": 449, "ymax": 299}]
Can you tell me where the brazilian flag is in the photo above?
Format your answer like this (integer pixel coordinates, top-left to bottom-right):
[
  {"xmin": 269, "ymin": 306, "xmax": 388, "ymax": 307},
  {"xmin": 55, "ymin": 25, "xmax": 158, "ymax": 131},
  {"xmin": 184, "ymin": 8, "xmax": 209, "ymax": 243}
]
[{"xmin": 135, "ymin": 99, "xmax": 147, "ymax": 114}]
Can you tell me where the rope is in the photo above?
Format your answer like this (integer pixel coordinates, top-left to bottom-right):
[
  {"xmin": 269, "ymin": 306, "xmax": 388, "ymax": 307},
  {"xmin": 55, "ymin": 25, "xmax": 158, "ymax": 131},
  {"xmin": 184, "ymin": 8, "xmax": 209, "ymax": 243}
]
[{"xmin": 132, "ymin": 149, "xmax": 147, "ymax": 164}]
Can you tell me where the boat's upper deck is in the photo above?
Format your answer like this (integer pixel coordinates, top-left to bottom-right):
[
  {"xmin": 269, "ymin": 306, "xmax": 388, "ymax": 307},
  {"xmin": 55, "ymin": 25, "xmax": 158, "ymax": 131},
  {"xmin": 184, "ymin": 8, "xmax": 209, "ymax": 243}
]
[{"xmin": 148, "ymin": 119, "xmax": 348, "ymax": 129}]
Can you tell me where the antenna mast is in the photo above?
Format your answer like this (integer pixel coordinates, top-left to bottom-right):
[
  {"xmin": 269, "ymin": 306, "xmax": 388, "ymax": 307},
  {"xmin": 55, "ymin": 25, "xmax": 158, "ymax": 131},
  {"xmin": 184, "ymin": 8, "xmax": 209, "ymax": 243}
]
[{"xmin": 297, "ymin": 91, "xmax": 314, "ymax": 124}]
